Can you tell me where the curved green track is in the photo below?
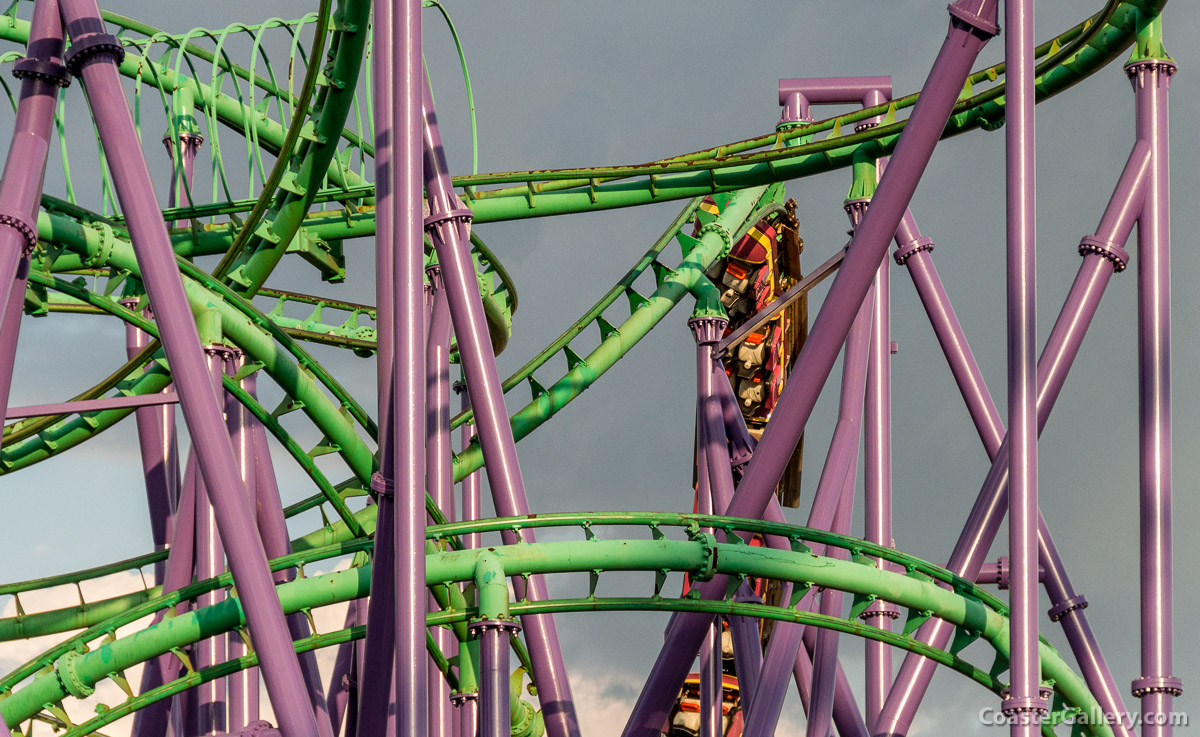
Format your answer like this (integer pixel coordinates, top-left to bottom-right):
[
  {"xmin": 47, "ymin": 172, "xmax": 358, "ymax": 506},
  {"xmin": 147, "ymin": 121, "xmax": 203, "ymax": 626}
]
[{"xmin": 0, "ymin": 0, "xmax": 1168, "ymax": 732}]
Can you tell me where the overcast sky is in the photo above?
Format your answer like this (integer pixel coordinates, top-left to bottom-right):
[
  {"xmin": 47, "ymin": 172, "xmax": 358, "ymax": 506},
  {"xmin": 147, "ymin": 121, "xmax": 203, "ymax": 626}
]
[{"xmin": 1, "ymin": 1, "xmax": 1197, "ymax": 735}]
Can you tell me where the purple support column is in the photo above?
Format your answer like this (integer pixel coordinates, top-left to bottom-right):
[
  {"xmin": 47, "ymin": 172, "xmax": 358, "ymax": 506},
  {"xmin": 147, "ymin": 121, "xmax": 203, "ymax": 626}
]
[
  {"xmin": 807, "ymin": 468, "xmax": 857, "ymax": 737},
  {"xmin": 743, "ymin": 288, "xmax": 872, "ymax": 737},
  {"xmin": 226, "ymin": 352, "xmax": 259, "ymax": 732},
  {"xmin": 247, "ymin": 379, "xmax": 337, "ymax": 737},
  {"xmin": 806, "ymin": 289, "xmax": 871, "ymax": 737},
  {"xmin": 192, "ymin": 340, "xmax": 229, "ymax": 737},
  {"xmin": 421, "ymin": 76, "xmax": 578, "ymax": 737},
  {"xmin": 728, "ymin": 584, "xmax": 762, "ymax": 711},
  {"xmin": 876, "ymin": 143, "xmax": 1151, "ymax": 736},
  {"xmin": 357, "ymin": 0, "xmax": 397, "ymax": 729},
  {"xmin": 427, "ymin": 265, "xmax": 456, "ymax": 737},
  {"xmin": 58, "ymin": 0, "xmax": 322, "ymax": 730},
  {"xmin": 392, "ymin": 1, "xmax": 426, "ymax": 735},
  {"xmin": 691, "ymin": 316, "xmax": 733, "ymax": 514},
  {"xmin": 1003, "ymin": 0, "xmax": 1044, "ymax": 732},
  {"xmin": 132, "ymin": 451, "xmax": 198, "ymax": 737},
  {"xmin": 325, "ymin": 599, "xmax": 359, "ymax": 737},
  {"xmin": 690, "ymin": 318, "xmax": 722, "ymax": 737},
  {"xmin": 621, "ymin": 11, "xmax": 998, "ymax": 731},
  {"xmin": 475, "ymin": 623, "xmax": 517, "ymax": 737},
  {"xmin": 123, "ymin": 302, "xmax": 181, "ymax": 588},
  {"xmin": 456, "ymin": 380, "xmax": 482, "ymax": 550},
  {"xmin": 863, "ymin": 251, "xmax": 895, "ymax": 724},
  {"xmin": 1128, "ymin": 50, "xmax": 1183, "ymax": 736},
  {"xmin": 0, "ymin": 0, "xmax": 68, "ymax": 427},
  {"xmin": 0, "ymin": 261, "xmax": 27, "ymax": 430},
  {"xmin": 161, "ymin": 93, "xmax": 201, "ymax": 229}
]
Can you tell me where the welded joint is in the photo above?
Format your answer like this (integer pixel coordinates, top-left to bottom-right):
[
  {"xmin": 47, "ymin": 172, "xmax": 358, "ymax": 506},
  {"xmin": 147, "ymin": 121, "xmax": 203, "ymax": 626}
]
[
  {"xmin": 844, "ymin": 198, "xmax": 871, "ymax": 222},
  {"xmin": 54, "ymin": 649, "xmax": 95, "ymax": 699},
  {"xmin": 369, "ymin": 471, "xmax": 394, "ymax": 500},
  {"xmin": 203, "ymin": 343, "xmax": 236, "ymax": 360},
  {"xmin": 688, "ymin": 316, "xmax": 728, "ymax": 346},
  {"xmin": 999, "ymin": 685, "xmax": 1051, "ymax": 717},
  {"xmin": 1131, "ymin": 676, "xmax": 1183, "ymax": 698},
  {"xmin": 1124, "ymin": 59, "xmax": 1178, "ymax": 88},
  {"xmin": 697, "ymin": 221, "xmax": 732, "ymax": 259},
  {"xmin": 63, "ymin": 33, "xmax": 125, "ymax": 76},
  {"xmin": 1047, "ymin": 594, "xmax": 1088, "ymax": 622},
  {"xmin": 242, "ymin": 720, "xmax": 281, "ymax": 737},
  {"xmin": 424, "ymin": 207, "xmax": 474, "ymax": 233},
  {"xmin": 858, "ymin": 601, "xmax": 900, "ymax": 621},
  {"xmin": 161, "ymin": 130, "xmax": 204, "ymax": 150},
  {"xmin": 0, "ymin": 212, "xmax": 38, "ymax": 256},
  {"xmin": 686, "ymin": 531, "xmax": 719, "ymax": 583},
  {"xmin": 12, "ymin": 57, "xmax": 71, "ymax": 88},
  {"xmin": 1078, "ymin": 235, "xmax": 1129, "ymax": 272},
  {"xmin": 471, "ymin": 551, "xmax": 518, "ymax": 628},
  {"xmin": 894, "ymin": 236, "xmax": 934, "ymax": 265},
  {"xmin": 947, "ymin": 3, "xmax": 1000, "ymax": 39},
  {"xmin": 81, "ymin": 221, "xmax": 115, "ymax": 266}
]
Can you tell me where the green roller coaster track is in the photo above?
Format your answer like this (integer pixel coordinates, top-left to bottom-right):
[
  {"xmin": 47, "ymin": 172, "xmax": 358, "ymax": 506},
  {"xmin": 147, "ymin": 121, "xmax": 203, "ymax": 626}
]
[{"xmin": 0, "ymin": 0, "xmax": 1170, "ymax": 731}]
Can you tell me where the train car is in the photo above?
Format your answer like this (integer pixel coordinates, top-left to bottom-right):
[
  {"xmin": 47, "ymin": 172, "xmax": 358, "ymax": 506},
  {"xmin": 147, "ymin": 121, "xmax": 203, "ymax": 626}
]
[{"xmin": 665, "ymin": 672, "xmax": 744, "ymax": 737}]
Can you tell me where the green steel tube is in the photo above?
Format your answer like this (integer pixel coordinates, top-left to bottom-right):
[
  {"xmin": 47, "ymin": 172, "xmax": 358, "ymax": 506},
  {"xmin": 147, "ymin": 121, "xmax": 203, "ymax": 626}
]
[
  {"xmin": 474, "ymin": 551, "xmax": 512, "ymax": 623},
  {"xmin": 0, "ymin": 539, "xmax": 1112, "ymax": 735},
  {"xmin": 1, "ymin": 272, "xmax": 366, "ymax": 536},
  {"xmin": 40, "ymin": 215, "xmax": 376, "ymax": 483},
  {"xmin": 450, "ymin": 184, "xmax": 777, "ymax": 482},
  {"xmin": 0, "ymin": 566, "xmax": 373, "ymax": 723},
  {"xmin": 219, "ymin": 0, "xmax": 371, "ymax": 294}
]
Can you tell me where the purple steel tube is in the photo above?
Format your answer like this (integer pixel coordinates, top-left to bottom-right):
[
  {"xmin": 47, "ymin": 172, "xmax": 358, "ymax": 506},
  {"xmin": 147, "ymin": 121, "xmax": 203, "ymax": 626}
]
[
  {"xmin": 427, "ymin": 266, "xmax": 456, "ymax": 737},
  {"xmin": 625, "ymin": 2, "xmax": 996, "ymax": 714},
  {"xmin": 455, "ymin": 693, "xmax": 479, "ymax": 737},
  {"xmin": 226, "ymin": 353, "xmax": 259, "ymax": 732},
  {"xmin": 744, "ymin": 288, "xmax": 872, "ymax": 737},
  {"xmin": 807, "ymin": 468, "xmax": 857, "ymax": 737},
  {"xmin": 358, "ymin": 0, "xmax": 397, "ymax": 729},
  {"xmin": 729, "ymin": 583, "xmax": 762, "ymax": 711},
  {"xmin": 691, "ymin": 316, "xmax": 733, "ymax": 514},
  {"xmin": 724, "ymin": 0, "xmax": 997, "ymax": 536},
  {"xmin": 894, "ymin": 210, "xmax": 1004, "ymax": 453},
  {"xmin": 421, "ymin": 76, "xmax": 578, "ymax": 737},
  {"xmin": 0, "ymin": 0, "xmax": 67, "ymax": 428},
  {"xmin": 123, "ymin": 303, "xmax": 181, "ymax": 588},
  {"xmin": 476, "ymin": 625, "xmax": 515, "ymax": 737},
  {"xmin": 325, "ymin": 599, "xmax": 359, "ymax": 737},
  {"xmin": 864, "ymin": 253, "xmax": 895, "ymax": 723},
  {"xmin": 393, "ymin": 1, "xmax": 427, "ymax": 735},
  {"xmin": 192, "ymin": 346, "xmax": 230, "ymax": 736},
  {"xmin": 690, "ymin": 328, "xmax": 721, "ymax": 737},
  {"xmin": 0, "ymin": 260, "xmax": 27, "ymax": 431},
  {"xmin": 57, "ymin": 1, "xmax": 321, "ymax": 730},
  {"xmin": 248, "ymin": 382, "xmax": 337, "ymax": 737},
  {"xmin": 132, "ymin": 451, "xmax": 198, "ymax": 737},
  {"xmin": 806, "ymin": 290, "xmax": 871, "ymax": 737},
  {"xmin": 162, "ymin": 102, "xmax": 201, "ymax": 230},
  {"xmin": 456, "ymin": 380, "xmax": 482, "ymax": 550},
  {"xmin": 876, "ymin": 145, "xmax": 1150, "ymax": 737},
  {"xmin": 1003, "ymin": 0, "xmax": 1043, "ymax": 731},
  {"xmin": 699, "ymin": 624, "xmax": 722, "ymax": 737},
  {"xmin": 6, "ymin": 391, "xmax": 181, "ymax": 419},
  {"xmin": 777, "ymin": 77, "xmax": 892, "ymax": 127},
  {"xmin": 1129, "ymin": 53, "xmax": 1183, "ymax": 736}
]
